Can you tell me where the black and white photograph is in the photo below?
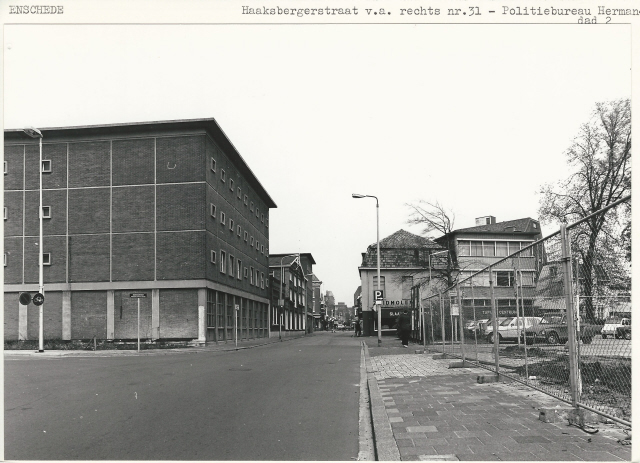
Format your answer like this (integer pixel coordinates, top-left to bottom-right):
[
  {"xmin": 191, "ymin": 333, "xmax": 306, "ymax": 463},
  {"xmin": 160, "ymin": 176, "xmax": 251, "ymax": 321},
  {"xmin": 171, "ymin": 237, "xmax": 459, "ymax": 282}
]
[{"xmin": 2, "ymin": 1, "xmax": 635, "ymax": 460}]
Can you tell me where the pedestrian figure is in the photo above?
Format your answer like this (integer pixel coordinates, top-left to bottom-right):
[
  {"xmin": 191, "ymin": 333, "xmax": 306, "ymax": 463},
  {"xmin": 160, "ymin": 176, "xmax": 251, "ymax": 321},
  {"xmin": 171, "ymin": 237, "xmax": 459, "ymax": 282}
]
[
  {"xmin": 355, "ymin": 320, "xmax": 361, "ymax": 337},
  {"xmin": 397, "ymin": 309, "xmax": 412, "ymax": 348}
]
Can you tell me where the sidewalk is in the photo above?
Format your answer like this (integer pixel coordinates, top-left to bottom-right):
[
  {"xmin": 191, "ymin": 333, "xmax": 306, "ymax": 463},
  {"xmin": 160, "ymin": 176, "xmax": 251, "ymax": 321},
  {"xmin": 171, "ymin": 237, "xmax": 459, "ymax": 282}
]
[
  {"xmin": 362, "ymin": 337, "xmax": 631, "ymax": 461},
  {"xmin": 4, "ymin": 333, "xmax": 306, "ymax": 358}
]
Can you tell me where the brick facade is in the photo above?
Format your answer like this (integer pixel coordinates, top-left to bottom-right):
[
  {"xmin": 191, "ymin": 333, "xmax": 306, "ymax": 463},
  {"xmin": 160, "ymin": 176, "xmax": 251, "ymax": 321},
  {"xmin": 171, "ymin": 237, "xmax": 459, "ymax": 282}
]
[{"xmin": 4, "ymin": 119, "xmax": 276, "ymax": 343}]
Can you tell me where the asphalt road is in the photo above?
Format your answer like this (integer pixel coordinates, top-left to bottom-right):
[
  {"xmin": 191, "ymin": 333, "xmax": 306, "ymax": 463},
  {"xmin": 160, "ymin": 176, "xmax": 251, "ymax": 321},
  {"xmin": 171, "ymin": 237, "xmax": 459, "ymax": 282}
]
[{"xmin": 5, "ymin": 332, "xmax": 362, "ymax": 460}]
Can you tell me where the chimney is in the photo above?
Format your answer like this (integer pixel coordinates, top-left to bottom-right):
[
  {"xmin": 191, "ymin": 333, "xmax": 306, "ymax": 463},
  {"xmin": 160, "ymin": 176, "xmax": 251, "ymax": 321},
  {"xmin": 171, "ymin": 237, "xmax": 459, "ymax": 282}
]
[{"xmin": 475, "ymin": 216, "xmax": 496, "ymax": 226}]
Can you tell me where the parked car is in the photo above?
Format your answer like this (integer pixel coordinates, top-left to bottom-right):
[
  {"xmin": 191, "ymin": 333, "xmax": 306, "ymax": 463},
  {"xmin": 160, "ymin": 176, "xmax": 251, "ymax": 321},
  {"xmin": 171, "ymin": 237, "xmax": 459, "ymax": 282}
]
[
  {"xmin": 615, "ymin": 325, "xmax": 631, "ymax": 340},
  {"xmin": 485, "ymin": 317, "xmax": 541, "ymax": 343},
  {"xmin": 523, "ymin": 312, "xmax": 596, "ymax": 344},
  {"xmin": 465, "ymin": 319, "xmax": 490, "ymax": 338},
  {"xmin": 602, "ymin": 317, "xmax": 630, "ymax": 339}
]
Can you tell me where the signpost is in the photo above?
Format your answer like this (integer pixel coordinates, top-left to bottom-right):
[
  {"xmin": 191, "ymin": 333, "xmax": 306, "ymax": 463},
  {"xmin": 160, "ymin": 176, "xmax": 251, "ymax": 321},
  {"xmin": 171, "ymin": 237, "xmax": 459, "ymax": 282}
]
[
  {"xmin": 234, "ymin": 304, "xmax": 240, "ymax": 348},
  {"xmin": 130, "ymin": 293, "xmax": 147, "ymax": 352}
]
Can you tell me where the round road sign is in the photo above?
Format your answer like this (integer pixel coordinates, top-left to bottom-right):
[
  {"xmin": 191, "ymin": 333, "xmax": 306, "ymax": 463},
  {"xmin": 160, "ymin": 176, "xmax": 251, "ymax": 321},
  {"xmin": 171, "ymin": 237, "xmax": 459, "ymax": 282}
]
[
  {"xmin": 33, "ymin": 293, "xmax": 45, "ymax": 306},
  {"xmin": 19, "ymin": 292, "xmax": 32, "ymax": 305}
]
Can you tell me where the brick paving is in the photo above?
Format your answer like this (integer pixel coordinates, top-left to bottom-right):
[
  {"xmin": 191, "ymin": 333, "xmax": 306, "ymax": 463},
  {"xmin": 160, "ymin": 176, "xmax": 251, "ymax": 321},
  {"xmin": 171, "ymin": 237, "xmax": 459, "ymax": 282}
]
[{"xmin": 363, "ymin": 339, "xmax": 631, "ymax": 461}]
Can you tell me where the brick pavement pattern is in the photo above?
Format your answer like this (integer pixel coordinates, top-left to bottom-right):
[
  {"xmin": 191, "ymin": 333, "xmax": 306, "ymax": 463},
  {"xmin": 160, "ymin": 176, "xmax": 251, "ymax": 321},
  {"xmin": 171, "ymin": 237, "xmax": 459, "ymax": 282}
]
[{"xmin": 365, "ymin": 342, "xmax": 631, "ymax": 461}]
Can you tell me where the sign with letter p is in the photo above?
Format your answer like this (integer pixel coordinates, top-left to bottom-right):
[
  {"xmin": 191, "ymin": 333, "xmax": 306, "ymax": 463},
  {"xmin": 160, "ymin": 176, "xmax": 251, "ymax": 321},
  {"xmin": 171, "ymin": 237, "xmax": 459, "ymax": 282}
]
[{"xmin": 373, "ymin": 290, "xmax": 384, "ymax": 305}]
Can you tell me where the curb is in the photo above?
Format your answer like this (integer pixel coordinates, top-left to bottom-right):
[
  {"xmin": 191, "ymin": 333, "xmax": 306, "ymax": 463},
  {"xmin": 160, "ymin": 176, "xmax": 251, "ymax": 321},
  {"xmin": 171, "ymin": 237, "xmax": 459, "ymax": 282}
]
[
  {"xmin": 3, "ymin": 334, "xmax": 307, "ymax": 358},
  {"xmin": 362, "ymin": 342, "xmax": 401, "ymax": 461}
]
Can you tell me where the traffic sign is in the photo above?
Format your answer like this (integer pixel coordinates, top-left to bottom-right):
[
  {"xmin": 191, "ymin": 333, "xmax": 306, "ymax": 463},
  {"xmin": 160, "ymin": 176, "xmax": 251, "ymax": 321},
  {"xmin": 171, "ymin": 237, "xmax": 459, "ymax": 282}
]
[
  {"xmin": 19, "ymin": 292, "xmax": 32, "ymax": 305},
  {"xmin": 130, "ymin": 293, "xmax": 147, "ymax": 298},
  {"xmin": 373, "ymin": 290, "xmax": 384, "ymax": 301},
  {"xmin": 33, "ymin": 293, "xmax": 45, "ymax": 306}
]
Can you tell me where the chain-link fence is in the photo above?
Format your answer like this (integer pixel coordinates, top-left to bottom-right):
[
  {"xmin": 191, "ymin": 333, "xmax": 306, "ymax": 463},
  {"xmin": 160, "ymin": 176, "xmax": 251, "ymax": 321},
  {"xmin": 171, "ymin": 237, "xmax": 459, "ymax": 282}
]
[{"xmin": 416, "ymin": 196, "xmax": 631, "ymax": 427}]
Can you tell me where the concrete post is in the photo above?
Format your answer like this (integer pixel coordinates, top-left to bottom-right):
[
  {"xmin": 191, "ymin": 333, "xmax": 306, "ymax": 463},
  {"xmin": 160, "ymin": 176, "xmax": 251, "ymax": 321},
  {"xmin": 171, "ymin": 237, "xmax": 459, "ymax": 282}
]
[{"xmin": 62, "ymin": 291, "xmax": 71, "ymax": 340}]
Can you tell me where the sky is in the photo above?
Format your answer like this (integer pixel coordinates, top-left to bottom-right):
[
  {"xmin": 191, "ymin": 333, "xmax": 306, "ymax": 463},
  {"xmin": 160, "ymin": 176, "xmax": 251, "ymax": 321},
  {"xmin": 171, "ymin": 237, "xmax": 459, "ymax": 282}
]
[{"xmin": 2, "ymin": 20, "xmax": 632, "ymax": 304}]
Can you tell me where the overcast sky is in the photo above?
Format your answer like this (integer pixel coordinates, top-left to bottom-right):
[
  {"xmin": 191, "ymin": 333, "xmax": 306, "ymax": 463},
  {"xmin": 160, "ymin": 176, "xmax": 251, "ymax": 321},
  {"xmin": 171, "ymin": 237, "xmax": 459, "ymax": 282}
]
[{"xmin": 3, "ymin": 23, "xmax": 631, "ymax": 303}]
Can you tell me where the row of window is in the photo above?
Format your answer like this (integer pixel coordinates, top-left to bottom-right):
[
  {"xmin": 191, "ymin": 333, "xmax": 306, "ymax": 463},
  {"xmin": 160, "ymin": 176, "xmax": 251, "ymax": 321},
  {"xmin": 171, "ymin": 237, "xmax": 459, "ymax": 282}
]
[
  {"xmin": 4, "ymin": 206, "xmax": 51, "ymax": 221},
  {"xmin": 210, "ymin": 157, "xmax": 269, "ymax": 229},
  {"xmin": 210, "ymin": 249, "xmax": 267, "ymax": 289},
  {"xmin": 4, "ymin": 160, "xmax": 52, "ymax": 174},
  {"xmin": 457, "ymin": 240, "xmax": 534, "ymax": 257},
  {"xmin": 210, "ymin": 203, "xmax": 267, "ymax": 256},
  {"xmin": 5, "ymin": 253, "xmax": 51, "ymax": 266},
  {"xmin": 459, "ymin": 270, "xmax": 536, "ymax": 287}
]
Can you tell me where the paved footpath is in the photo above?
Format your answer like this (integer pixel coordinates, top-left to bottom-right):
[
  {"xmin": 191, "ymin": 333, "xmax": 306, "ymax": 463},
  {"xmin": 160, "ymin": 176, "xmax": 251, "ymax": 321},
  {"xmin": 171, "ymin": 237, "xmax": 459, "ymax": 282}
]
[{"xmin": 362, "ymin": 338, "xmax": 632, "ymax": 461}]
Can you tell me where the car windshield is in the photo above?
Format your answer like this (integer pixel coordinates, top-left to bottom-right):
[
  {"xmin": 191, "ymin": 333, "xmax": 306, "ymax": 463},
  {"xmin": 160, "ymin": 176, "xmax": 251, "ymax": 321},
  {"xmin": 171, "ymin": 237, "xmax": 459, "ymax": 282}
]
[
  {"xmin": 541, "ymin": 315, "xmax": 564, "ymax": 324},
  {"xmin": 605, "ymin": 317, "xmax": 623, "ymax": 324},
  {"xmin": 500, "ymin": 318, "xmax": 514, "ymax": 326}
]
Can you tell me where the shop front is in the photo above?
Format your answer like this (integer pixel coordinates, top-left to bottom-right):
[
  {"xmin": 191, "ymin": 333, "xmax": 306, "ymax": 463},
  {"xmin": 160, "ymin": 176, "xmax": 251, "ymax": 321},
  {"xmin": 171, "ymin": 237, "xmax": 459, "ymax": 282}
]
[{"xmin": 372, "ymin": 306, "xmax": 417, "ymax": 336}]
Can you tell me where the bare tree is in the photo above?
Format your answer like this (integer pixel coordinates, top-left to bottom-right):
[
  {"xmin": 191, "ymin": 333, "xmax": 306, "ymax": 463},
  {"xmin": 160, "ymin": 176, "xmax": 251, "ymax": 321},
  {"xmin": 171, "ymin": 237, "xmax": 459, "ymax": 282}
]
[{"xmin": 539, "ymin": 99, "xmax": 631, "ymax": 323}]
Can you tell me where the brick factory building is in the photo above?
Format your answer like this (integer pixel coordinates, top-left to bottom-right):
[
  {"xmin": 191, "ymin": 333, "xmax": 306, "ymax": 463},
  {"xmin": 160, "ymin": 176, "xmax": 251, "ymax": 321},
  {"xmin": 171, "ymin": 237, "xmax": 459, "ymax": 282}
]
[{"xmin": 4, "ymin": 118, "xmax": 276, "ymax": 344}]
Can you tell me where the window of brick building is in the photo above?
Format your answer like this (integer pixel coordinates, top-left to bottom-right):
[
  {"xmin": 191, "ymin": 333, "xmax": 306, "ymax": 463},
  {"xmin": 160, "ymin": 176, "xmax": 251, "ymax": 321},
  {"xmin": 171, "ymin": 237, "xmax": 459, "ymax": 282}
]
[
  {"xmin": 210, "ymin": 158, "xmax": 217, "ymax": 172},
  {"xmin": 43, "ymin": 253, "xmax": 51, "ymax": 265},
  {"xmin": 210, "ymin": 250, "xmax": 216, "ymax": 264},
  {"xmin": 42, "ymin": 160, "xmax": 52, "ymax": 173}
]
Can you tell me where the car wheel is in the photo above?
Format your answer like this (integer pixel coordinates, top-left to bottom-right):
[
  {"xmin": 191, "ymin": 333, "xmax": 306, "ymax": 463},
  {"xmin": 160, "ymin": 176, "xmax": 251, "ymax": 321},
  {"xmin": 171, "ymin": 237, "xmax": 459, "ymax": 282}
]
[
  {"xmin": 624, "ymin": 332, "xmax": 631, "ymax": 341},
  {"xmin": 546, "ymin": 332, "xmax": 559, "ymax": 344}
]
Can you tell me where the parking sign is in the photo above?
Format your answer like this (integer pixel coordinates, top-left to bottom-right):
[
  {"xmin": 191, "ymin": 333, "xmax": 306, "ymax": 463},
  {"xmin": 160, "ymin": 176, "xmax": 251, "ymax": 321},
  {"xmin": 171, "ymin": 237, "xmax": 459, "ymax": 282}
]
[{"xmin": 373, "ymin": 290, "xmax": 384, "ymax": 305}]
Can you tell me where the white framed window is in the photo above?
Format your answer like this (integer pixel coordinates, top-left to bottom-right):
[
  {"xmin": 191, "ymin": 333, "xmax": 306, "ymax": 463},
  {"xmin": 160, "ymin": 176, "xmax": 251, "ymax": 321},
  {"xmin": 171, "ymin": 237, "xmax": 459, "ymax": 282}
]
[
  {"xmin": 229, "ymin": 255, "xmax": 235, "ymax": 276},
  {"xmin": 220, "ymin": 211, "xmax": 226, "ymax": 225},
  {"xmin": 266, "ymin": 277, "xmax": 269, "ymax": 287},
  {"xmin": 244, "ymin": 231, "xmax": 248, "ymax": 242},
  {"xmin": 42, "ymin": 206, "xmax": 51, "ymax": 219},
  {"xmin": 210, "ymin": 158, "xmax": 217, "ymax": 172},
  {"xmin": 4, "ymin": 253, "xmax": 6, "ymax": 266},
  {"xmin": 255, "ymin": 269, "xmax": 260, "ymax": 286},
  {"xmin": 220, "ymin": 250, "xmax": 227, "ymax": 273},
  {"xmin": 256, "ymin": 207, "xmax": 259, "ymax": 218},
  {"xmin": 250, "ymin": 201, "xmax": 254, "ymax": 212},
  {"xmin": 210, "ymin": 250, "xmax": 216, "ymax": 264},
  {"xmin": 237, "ymin": 225, "xmax": 241, "ymax": 236},
  {"xmin": 266, "ymin": 218, "xmax": 269, "ymax": 228},
  {"xmin": 229, "ymin": 178, "xmax": 234, "ymax": 191},
  {"xmin": 237, "ymin": 187, "xmax": 242, "ymax": 199},
  {"xmin": 43, "ymin": 253, "xmax": 51, "ymax": 265},
  {"xmin": 256, "ymin": 240, "xmax": 259, "ymax": 250},
  {"xmin": 3, "ymin": 207, "xmax": 7, "ymax": 220},
  {"xmin": 221, "ymin": 169, "xmax": 226, "ymax": 182},
  {"xmin": 261, "ymin": 213, "xmax": 264, "ymax": 223},
  {"xmin": 210, "ymin": 203, "xmax": 217, "ymax": 218},
  {"xmin": 261, "ymin": 244, "xmax": 265, "ymax": 254},
  {"xmin": 244, "ymin": 267, "xmax": 249, "ymax": 278},
  {"xmin": 250, "ymin": 236, "xmax": 254, "ymax": 246},
  {"xmin": 3, "ymin": 161, "xmax": 7, "ymax": 175},
  {"xmin": 229, "ymin": 218, "xmax": 234, "ymax": 231},
  {"xmin": 42, "ymin": 160, "xmax": 52, "ymax": 173},
  {"xmin": 237, "ymin": 260, "xmax": 242, "ymax": 280},
  {"xmin": 250, "ymin": 266, "xmax": 254, "ymax": 285},
  {"xmin": 260, "ymin": 272, "xmax": 264, "ymax": 289}
]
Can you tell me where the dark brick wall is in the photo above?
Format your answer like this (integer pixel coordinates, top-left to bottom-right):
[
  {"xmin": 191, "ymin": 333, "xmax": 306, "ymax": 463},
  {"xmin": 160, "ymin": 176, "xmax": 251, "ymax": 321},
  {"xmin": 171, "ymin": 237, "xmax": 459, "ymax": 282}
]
[
  {"xmin": 68, "ymin": 141, "xmax": 110, "ymax": 188},
  {"xmin": 112, "ymin": 138, "xmax": 155, "ymax": 186},
  {"xmin": 156, "ymin": 231, "xmax": 205, "ymax": 280},
  {"xmin": 156, "ymin": 136, "xmax": 205, "ymax": 184},
  {"xmin": 113, "ymin": 290, "xmax": 153, "ymax": 339},
  {"xmin": 112, "ymin": 233, "xmax": 154, "ymax": 281},
  {"xmin": 42, "ymin": 143, "xmax": 68, "ymax": 189},
  {"xmin": 4, "ymin": 190, "xmax": 23, "ymax": 236},
  {"xmin": 4, "ymin": 237, "xmax": 23, "ymax": 284},
  {"xmin": 24, "ymin": 144, "xmax": 41, "ymax": 190},
  {"xmin": 25, "ymin": 189, "xmax": 67, "ymax": 236},
  {"xmin": 24, "ymin": 235, "xmax": 66, "ymax": 284},
  {"xmin": 68, "ymin": 234, "xmax": 110, "ymax": 282},
  {"xmin": 4, "ymin": 292, "xmax": 19, "ymax": 341},
  {"xmin": 157, "ymin": 183, "xmax": 205, "ymax": 232},
  {"xmin": 70, "ymin": 291, "xmax": 107, "ymax": 339},
  {"xmin": 112, "ymin": 185, "xmax": 154, "ymax": 233},
  {"xmin": 4, "ymin": 145, "xmax": 24, "ymax": 191},
  {"xmin": 27, "ymin": 291, "xmax": 62, "ymax": 340},
  {"xmin": 68, "ymin": 188, "xmax": 110, "ymax": 234},
  {"xmin": 159, "ymin": 289, "xmax": 198, "ymax": 338}
]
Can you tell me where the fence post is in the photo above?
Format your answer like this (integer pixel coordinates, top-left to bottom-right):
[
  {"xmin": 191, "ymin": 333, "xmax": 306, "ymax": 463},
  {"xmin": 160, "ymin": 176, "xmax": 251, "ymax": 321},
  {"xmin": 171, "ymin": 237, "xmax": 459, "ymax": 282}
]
[
  {"xmin": 440, "ymin": 292, "xmax": 445, "ymax": 354},
  {"xmin": 456, "ymin": 282, "xmax": 465, "ymax": 362},
  {"xmin": 490, "ymin": 265, "xmax": 499, "ymax": 377},
  {"xmin": 561, "ymin": 224, "xmax": 580, "ymax": 407}
]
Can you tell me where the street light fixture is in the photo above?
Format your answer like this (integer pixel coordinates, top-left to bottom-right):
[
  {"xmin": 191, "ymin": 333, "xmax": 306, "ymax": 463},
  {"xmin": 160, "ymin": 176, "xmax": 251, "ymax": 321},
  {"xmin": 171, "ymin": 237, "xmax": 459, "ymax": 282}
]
[
  {"xmin": 23, "ymin": 126, "xmax": 44, "ymax": 353},
  {"xmin": 352, "ymin": 193, "xmax": 382, "ymax": 346}
]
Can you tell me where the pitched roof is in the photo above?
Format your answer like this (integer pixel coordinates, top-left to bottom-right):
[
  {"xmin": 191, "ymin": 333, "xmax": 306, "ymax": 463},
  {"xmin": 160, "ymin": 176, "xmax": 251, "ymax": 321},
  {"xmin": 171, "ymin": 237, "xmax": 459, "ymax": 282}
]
[
  {"xmin": 449, "ymin": 218, "xmax": 541, "ymax": 235},
  {"xmin": 368, "ymin": 229, "xmax": 440, "ymax": 250}
]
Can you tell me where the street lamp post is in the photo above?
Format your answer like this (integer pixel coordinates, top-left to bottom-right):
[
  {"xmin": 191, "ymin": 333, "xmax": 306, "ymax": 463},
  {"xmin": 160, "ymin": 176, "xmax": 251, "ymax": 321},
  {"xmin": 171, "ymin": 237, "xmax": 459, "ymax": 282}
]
[
  {"xmin": 24, "ymin": 127, "xmax": 44, "ymax": 353},
  {"xmin": 352, "ymin": 193, "xmax": 381, "ymax": 346}
]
